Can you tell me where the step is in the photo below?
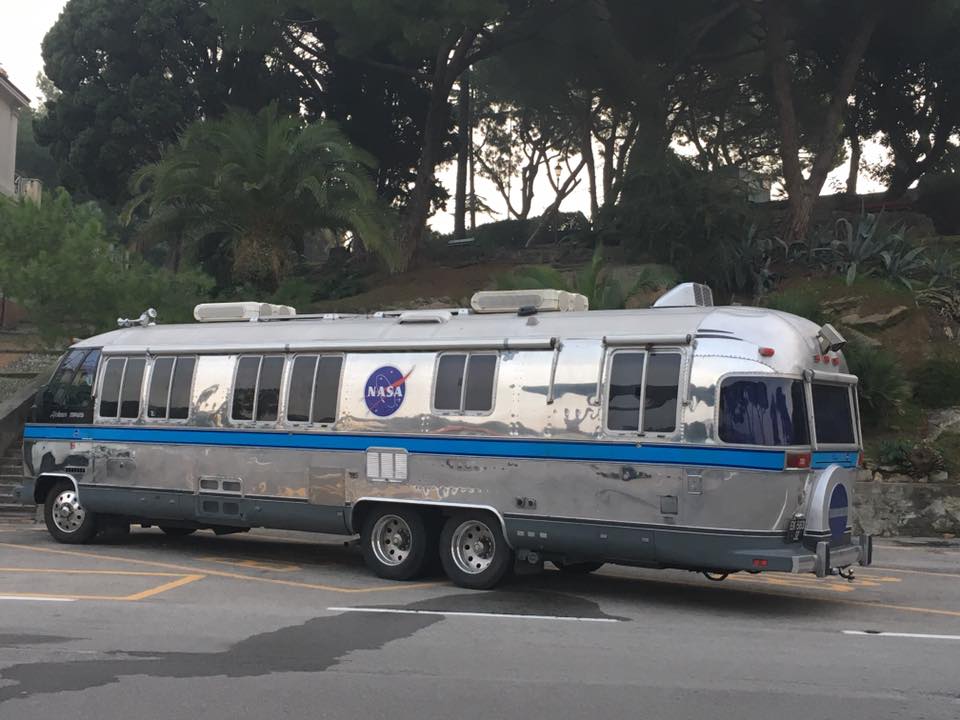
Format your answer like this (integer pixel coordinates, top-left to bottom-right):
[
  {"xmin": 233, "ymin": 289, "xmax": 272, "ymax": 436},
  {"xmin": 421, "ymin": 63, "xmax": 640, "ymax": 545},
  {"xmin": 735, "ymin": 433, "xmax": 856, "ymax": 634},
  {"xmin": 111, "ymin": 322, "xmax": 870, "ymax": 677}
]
[{"xmin": 0, "ymin": 504, "xmax": 36, "ymax": 518}]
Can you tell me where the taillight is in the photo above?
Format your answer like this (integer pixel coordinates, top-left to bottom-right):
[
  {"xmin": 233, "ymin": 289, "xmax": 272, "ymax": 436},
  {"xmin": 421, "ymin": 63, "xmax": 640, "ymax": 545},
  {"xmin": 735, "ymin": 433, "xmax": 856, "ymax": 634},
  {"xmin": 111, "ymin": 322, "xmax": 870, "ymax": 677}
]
[{"xmin": 786, "ymin": 451, "xmax": 812, "ymax": 469}]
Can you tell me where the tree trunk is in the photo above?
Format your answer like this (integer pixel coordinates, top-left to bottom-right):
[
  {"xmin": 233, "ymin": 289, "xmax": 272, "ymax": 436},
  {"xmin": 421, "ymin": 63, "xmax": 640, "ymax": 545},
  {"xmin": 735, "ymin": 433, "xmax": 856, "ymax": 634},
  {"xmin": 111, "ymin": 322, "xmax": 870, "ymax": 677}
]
[
  {"xmin": 846, "ymin": 126, "xmax": 861, "ymax": 196},
  {"xmin": 762, "ymin": 0, "xmax": 885, "ymax": 243},
  {"xmin": 454, "ymin": 72, "xmax": 470, "ymax": 239},
  {"xmin": 398, "ymin": 74, "xmax": 453, "ymax": 268},
  {"xmin": 581, "ymin": 100, "xmax": 599, "ymax": 222}
]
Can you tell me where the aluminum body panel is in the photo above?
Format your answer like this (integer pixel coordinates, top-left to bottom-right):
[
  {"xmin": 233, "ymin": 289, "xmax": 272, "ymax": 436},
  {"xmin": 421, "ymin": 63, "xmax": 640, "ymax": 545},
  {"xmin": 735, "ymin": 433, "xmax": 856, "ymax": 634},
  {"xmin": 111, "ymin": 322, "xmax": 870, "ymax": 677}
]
[{"xmin": 21, "ymin": 302, "xmax": 864, "ymax": 573}]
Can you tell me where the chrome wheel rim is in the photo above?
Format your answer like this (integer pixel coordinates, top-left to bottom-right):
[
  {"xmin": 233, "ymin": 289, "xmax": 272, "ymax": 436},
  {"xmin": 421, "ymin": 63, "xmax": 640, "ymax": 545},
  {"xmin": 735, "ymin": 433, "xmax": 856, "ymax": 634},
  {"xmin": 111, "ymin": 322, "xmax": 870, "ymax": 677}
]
[
  {"xmin": 370, "ymin": 514, "xmax": 413, "ymax": 567},
  {"xmin": 450, "ymin": 520, "xmax": 496, "ymax": 575},
  {"xmin": 51, "ymin": 489, "xmax": 86, "ymax": 534}
]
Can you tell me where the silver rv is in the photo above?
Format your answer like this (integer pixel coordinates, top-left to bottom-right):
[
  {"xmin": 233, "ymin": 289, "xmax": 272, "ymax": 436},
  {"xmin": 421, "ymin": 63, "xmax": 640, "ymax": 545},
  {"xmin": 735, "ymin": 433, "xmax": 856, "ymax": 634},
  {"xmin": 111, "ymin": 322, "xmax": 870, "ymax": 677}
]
[{"xmin": 15, "ymin": 284, "xmax": 872, "ymax": 589}]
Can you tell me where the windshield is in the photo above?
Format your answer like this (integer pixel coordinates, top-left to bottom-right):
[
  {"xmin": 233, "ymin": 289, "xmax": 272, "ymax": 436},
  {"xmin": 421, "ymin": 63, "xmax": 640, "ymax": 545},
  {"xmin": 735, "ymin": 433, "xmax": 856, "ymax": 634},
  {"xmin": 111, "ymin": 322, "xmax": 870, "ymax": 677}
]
[{"xmin": 718, "ymin": 377, "xmax": 809, "ymax": 446}]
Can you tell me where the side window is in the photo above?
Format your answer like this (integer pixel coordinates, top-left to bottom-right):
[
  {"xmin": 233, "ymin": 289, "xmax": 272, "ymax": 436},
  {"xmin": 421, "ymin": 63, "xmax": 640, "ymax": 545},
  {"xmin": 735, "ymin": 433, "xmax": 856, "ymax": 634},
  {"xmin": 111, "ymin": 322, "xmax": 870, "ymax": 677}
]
[
  {"xmin": 231, "ymin": 355, "xmax": 284, "ymax": 422},
  {"xmin": 286, "ymin": 355, "xmax": 343, "ymax": 424},
  {"xmin": 256, "ymin": 356, "xmax": 284, "ymax": 422},
  {"xmin": 643, "ymin": 354, "xmax": 681, "ymax": 433},
  {"xmin": 433, "ymin": 353, "xmax": 497, "ymax": 413},
  {"xmin": 232, "ymin": 357, "xmax": 259, "ymax": 421},
  {"xmin": 148, "ymin": 357, "xmax": 175, "ymax": 418},
  {"xmin": 147, "ymin": 356, "xmax": 196, "ymax": 420},
  {"xmin": 98, "ymin": 357, "xmax": 145, "ymax": 419},
  {"xmin": 607, "ymin": 351, "xmax": 644, "ymax": 431},
  {"xmin": 718, "ymin": 377, "xmax": 809, "ymax": 446},
  {"xmin": 312, "ymin": 355, "xmax": 343, "ymax": 423},
  {"xmin": 169, "ymin": 357, "xmax": 196, "ymax": 419},
  {"xmin": 99, "ymin": 358, "xmax": 125, "ymax": 418},
  {"xmin": 36, "ymin": 349, "xmax": 100, "ymax": 423},
  {"xmin": 119, "ymin": 358, "xmax": 145, "ymax": 418}
]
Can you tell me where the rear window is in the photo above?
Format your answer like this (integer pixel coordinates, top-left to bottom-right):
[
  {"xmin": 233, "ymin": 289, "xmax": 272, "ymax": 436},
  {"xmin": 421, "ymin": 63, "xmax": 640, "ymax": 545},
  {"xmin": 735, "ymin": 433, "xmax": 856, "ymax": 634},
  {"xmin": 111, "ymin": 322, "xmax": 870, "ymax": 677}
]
[
  {"xmin": 718, "ymin": 377, "xmax": 809, "ymax": 446},
  {"xmin": 812, "ymin": 383, "xmax": 856, "ymax": 445}
]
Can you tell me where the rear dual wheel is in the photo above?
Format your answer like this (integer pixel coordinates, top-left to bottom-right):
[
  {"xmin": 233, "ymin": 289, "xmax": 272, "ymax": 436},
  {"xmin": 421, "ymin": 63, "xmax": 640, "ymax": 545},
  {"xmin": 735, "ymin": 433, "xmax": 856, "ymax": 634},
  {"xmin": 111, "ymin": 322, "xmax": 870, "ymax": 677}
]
[
  {"xmin": 440, "ymin": 513, "xmax": 513, "ymax": 590},
  {"xmin": 360, "ymin": 507, "xmax": 513, "ymax": 589}
]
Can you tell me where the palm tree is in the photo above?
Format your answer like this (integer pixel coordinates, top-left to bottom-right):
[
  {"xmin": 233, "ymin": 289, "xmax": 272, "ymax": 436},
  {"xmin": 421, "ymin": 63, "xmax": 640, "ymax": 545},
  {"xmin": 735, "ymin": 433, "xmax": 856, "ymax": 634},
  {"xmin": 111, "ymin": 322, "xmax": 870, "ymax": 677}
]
[{"xmin": 125, "ymin": 103, "xmax": 398, "ymax": 290}]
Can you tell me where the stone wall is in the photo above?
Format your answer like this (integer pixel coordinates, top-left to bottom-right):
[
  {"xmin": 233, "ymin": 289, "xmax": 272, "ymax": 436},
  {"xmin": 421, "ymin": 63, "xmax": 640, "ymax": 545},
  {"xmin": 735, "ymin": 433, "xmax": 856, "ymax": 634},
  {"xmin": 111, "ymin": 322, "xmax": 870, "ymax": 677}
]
[{"xmin": 855, "ymin": 478, "xmax": 960, "ymax": 537}]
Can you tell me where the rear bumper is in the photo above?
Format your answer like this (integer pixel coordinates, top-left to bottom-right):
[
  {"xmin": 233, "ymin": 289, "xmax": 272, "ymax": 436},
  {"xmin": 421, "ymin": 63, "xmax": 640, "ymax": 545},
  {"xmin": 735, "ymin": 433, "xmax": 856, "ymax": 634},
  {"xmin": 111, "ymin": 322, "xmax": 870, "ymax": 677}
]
[{"xmin": 794, "ymin": 536, "xmax": 871, "ymax": 575}]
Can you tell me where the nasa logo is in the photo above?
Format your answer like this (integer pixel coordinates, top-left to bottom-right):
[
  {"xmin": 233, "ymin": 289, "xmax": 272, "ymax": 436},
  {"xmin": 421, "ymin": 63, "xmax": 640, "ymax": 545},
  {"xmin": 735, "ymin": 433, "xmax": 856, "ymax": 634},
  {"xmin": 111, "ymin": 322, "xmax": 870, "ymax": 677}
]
[{"xmin": 364, "ymin": 366, "xmax": 413, "ymax": 417}]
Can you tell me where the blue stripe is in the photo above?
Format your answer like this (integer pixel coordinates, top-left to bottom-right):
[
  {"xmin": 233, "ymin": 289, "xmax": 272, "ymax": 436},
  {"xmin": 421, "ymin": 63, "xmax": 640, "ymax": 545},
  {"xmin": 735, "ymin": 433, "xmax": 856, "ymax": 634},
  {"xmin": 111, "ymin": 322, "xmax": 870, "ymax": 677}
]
[
  {"xmin": 24, "ymin": 424, "xmax": 789, "ymax": 470},
  {"xmin": 812, "ymin": 451, "xmax": 859, "ymax": 469}
]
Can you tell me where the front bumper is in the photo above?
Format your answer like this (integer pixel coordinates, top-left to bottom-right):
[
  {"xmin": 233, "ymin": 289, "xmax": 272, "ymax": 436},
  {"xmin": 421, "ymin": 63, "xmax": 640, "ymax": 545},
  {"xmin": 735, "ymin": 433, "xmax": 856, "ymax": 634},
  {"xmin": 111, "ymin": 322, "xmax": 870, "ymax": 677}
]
[{"xmin": 10, "ymin": 477, "xmax": 36, "ymax": 506}]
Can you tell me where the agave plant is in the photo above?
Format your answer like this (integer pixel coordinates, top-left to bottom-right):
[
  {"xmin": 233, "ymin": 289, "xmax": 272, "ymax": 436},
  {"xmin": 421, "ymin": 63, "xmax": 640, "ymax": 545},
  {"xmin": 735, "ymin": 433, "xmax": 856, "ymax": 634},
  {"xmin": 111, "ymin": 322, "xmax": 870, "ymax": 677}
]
[
  {"xmin": 879, "ymin": 239, "xmax": 928, "ymax": 290},
  {"xmin": 831, "ymin": 212, "xmax": 890, "ymax": 285}
]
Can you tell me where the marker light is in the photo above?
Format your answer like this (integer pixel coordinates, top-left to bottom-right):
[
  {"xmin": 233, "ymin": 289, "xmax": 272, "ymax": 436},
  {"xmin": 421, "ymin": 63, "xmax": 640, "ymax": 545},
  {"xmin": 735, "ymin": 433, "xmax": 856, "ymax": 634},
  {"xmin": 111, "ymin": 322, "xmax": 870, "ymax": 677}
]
[
  {"xmin": 759, "ymin": 347, "xmax": 775, "ymax": 357},
  {"xmin": 786, "ymin": 451, "xmax": 812, "ymax": 469},
  {"xmin": 752, "ymin": 558, "xmax": 769, "ymax": 568}
]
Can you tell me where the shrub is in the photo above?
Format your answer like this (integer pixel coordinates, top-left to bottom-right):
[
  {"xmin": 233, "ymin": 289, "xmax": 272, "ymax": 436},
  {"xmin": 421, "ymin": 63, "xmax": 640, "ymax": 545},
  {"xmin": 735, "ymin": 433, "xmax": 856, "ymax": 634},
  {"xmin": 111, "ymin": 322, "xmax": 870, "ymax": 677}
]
[
  {"xmin": 843, "ymin": 338, "xmax": 910, "ymax": 426},
  {"xmin": 875, "ymin": 438, "xmax": 945, "ymax": 477},
  {"xmin": 764, "ymin": 288, "xmax": 826, "ymax": 325},
  {"xmin": 601, "ymin": 153, "xmax": 751, "ymax": 297},
  {"xmin": 0, "ymin": 190, "xmax": 212, "ymax": 340},
  {"xmin": 912, "ymin": 355, "xmax": 960, "ymax": 408},
  {"xmin": 917, "ymin": 172, "xmax": 960, "ymax": 235}
]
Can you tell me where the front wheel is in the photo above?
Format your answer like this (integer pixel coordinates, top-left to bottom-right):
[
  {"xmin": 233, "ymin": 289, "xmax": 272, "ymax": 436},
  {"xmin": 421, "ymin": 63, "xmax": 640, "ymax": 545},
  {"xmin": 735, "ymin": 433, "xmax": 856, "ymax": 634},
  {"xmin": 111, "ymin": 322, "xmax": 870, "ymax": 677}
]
[
  {"xmin": 43, "ymin": 481, "xmax": 98, "ymax": 544},
  {"xmin": 361, "ymin": 506, "xmax": 431, "ymax": 581},
  {"xmin": 440, "ymin": 513, "xmax": 513, "ymax": 590}
]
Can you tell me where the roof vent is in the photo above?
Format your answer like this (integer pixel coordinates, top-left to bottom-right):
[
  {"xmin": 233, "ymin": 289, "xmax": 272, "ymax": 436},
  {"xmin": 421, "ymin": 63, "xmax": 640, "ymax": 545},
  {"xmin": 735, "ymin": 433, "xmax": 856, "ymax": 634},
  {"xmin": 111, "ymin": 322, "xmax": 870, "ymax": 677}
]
[
  {"xmin": 194, "ymin": 302, "xmax": 297, "ymax": 323},
  {"xmin": 471, "ymin": 289, "xmax": 589, "ymax": 314},
  {"xmin": 652, "ymin": 283, "xmax": 714, "ymax": 308}
]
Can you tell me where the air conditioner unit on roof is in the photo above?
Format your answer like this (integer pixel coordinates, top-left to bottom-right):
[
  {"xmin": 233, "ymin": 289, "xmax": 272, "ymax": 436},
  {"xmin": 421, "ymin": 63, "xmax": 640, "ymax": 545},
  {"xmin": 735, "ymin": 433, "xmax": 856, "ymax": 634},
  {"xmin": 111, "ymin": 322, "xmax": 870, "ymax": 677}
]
[
  {"xmin": 470, "ymin": 289, "xmax": 589, "ymax": 314},
  {"xmin": 193, "ymin": 302, "xmax": 297, "ymax": 322}
]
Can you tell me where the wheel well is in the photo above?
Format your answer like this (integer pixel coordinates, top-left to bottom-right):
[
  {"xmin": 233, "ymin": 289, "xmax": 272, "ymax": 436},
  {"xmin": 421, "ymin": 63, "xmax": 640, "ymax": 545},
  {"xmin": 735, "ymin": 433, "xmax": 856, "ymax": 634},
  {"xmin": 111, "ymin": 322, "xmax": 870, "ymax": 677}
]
[
  {"xmin": 350, "ymin": 500, "xmax": 444, "ymax": 535},
  {"xmin": 33, "ymin": 475, "xmax": 77, "ymax": 504},
  {"xmin": 349, "ymin": 500, "xmax": 509, "ymax": 545}
]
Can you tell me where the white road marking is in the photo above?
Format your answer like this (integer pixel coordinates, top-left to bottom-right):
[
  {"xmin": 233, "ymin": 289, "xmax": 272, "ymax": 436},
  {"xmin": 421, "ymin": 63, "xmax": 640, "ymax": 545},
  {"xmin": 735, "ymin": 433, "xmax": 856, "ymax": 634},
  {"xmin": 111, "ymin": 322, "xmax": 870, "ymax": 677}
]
[
  {"xmin": 328, "ymin": 606, "xmax": 619, "ymax": 623},
  {"xmin": 843, "ymin": 630, "xmax": 960, "ymax": 641},
  {"xmin": 0, "ymin": 595, "xmax": 75, "ymax": 603}
]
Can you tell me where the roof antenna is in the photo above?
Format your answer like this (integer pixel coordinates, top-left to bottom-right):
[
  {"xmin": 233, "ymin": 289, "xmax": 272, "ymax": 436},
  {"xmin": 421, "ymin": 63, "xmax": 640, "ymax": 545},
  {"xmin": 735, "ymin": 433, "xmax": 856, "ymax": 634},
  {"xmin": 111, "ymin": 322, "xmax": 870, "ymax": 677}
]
[{"xmin": 117, "ymin": 308, "xmax": 157, "ymax": 328}]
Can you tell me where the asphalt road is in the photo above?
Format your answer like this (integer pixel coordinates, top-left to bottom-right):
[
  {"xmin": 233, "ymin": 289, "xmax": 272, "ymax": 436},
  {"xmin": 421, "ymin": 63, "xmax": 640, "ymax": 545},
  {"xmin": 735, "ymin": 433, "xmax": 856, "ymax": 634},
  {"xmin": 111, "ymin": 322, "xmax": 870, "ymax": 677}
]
[{"xmin": 1, "ymin": 521, "xmax": 959, "ymax": 720}]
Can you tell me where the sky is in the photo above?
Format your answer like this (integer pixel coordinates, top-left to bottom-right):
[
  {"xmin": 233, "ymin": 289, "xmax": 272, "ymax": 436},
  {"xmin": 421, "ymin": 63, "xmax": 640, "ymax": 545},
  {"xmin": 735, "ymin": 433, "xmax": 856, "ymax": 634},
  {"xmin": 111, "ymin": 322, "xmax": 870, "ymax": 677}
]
[{"xmin": 2, "ymin": 0, "xmax": 887, "ymax": 233}]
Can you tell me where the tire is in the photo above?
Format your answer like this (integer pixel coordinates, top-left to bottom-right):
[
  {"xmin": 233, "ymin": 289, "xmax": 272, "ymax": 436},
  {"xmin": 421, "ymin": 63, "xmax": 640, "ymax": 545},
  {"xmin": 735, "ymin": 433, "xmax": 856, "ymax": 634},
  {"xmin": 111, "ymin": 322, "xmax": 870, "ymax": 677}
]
[
  {"xmin": 553, "ymin": 561, "xmax": 604, "ymax": 575},
  {"xmin": 160, "ymin": 527, "xmax": 197, "ymax": 537},
  {"xmin": 43, "ymin": 480, "xmax": 98, "ymax": 544},
  {"xmin": 439, "ymin": 512, "xmax": 513, "ymax": 590},
  {"xmin": 361, "ymin": 506, "xmax": 431, "ymax": 581}
]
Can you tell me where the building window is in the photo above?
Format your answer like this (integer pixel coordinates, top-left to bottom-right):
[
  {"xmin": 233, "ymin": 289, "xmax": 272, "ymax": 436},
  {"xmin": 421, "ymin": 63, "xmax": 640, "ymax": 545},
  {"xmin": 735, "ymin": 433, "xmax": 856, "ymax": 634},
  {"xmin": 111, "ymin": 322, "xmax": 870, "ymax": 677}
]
[{"xmin": 434, "ymin": 353, "xmax": 498, "ymax": 413}]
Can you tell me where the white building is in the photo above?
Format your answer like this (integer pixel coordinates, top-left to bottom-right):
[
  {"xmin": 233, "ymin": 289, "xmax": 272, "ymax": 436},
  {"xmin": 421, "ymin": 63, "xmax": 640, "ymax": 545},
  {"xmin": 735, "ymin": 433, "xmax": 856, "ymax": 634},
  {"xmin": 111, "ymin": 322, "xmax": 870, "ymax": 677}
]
[{"xmin": 0, "ymin": 68, "xmax": 31, "ymax": 199}]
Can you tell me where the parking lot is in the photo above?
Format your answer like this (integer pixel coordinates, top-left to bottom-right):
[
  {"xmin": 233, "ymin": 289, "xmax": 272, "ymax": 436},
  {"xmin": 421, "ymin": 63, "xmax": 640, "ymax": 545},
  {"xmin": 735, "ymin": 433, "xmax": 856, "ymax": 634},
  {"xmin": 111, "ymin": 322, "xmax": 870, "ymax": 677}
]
[{"xmin": 1, "ymin": 520, "xmax": 959, "ymax": 719}]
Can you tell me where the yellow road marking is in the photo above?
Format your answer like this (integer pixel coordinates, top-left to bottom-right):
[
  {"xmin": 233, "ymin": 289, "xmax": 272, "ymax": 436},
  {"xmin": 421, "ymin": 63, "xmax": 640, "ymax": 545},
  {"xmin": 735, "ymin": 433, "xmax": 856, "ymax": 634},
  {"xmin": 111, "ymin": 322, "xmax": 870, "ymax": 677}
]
[
  {"xmin": 861, "ymin": 566, "xmax": 960, "ymax": 580},
  {"xmin": 0, "ymin": 542, "xmax": 440, "ymax": 594},
  {"xmin": 0, "ymin": 567, "xmax": 205, "ymax": 601},
  {"xmin": 0, "ymin": 567, "xmax": 186, "ymax": 577},
  {"xmin": 122, "ymin": 573, "xmax": 205, "ymax": 601},
  {"xmin": 198, "ymin": 556, "xmax": 301, "ymax": 573}
]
